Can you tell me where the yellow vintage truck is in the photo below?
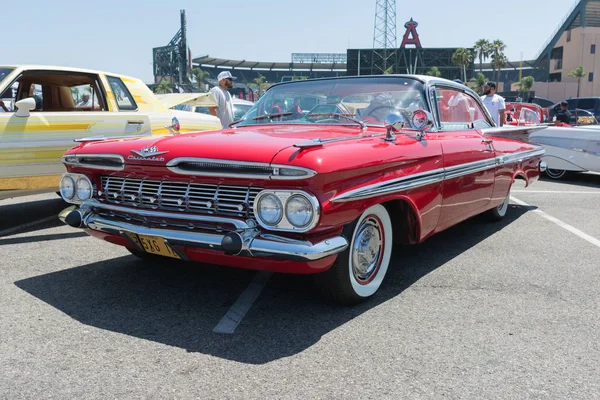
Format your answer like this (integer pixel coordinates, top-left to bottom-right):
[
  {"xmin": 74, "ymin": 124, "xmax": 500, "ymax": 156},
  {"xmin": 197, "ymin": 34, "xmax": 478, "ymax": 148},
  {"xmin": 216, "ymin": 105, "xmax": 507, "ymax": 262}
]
[{"xmin": 0, "ymin": 65, "xmax": 220, "ymax": 200}]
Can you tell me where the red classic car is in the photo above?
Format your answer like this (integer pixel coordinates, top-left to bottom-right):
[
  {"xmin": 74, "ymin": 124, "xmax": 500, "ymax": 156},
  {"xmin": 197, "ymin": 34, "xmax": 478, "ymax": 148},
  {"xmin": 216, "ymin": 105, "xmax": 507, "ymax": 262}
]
[
  {"xmin": 57, "ymin": 76, "xmax": 546, "ymax": 305},
  {"xmin": 504, "ymin": 102, "xmax": 546, "ymax": 125}
]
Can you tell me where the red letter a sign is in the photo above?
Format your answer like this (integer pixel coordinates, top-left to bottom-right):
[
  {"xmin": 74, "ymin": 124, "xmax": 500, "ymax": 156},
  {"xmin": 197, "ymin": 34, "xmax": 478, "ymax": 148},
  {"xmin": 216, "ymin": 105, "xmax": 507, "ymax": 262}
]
[{"xmin": 401, "ymin": 18, "xmax": 422, "ymax": 49}]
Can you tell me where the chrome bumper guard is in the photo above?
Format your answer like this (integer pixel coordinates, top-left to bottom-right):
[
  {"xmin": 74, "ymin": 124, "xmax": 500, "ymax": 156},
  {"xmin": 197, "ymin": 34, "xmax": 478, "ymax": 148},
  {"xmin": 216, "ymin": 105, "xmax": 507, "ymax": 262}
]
[{"xmin": 59, "ymin": 200, "xmax": 348, "ymax": 262}]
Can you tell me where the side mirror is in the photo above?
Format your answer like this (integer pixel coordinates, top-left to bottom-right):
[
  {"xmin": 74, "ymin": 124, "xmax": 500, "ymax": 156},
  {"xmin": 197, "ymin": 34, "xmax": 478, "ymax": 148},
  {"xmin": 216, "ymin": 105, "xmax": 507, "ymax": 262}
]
[
  {"xmin": 384, "ymin": 113, "xmax": 405, "ymax": 141},
  {"xmin": 15, "ymin": 97, "xmax": 36, "ymax": 117},
  {"xmin": 409, "ymin": 110, "xmax": 434, "ymax": 132}
]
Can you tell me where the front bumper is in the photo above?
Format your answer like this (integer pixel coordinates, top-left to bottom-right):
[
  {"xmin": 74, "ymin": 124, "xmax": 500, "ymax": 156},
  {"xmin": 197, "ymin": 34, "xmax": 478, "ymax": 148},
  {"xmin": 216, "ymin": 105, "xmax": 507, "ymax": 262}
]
[{"xmin": 58, "ymin": 200, "xmax": 348, "ymax": 262}]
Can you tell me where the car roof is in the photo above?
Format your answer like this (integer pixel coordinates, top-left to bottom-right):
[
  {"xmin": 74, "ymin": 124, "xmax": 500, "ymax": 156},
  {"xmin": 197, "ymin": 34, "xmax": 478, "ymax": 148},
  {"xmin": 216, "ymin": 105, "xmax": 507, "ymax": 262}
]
[{"xmin": 0, "ymin": 65, "xmax": 140, "ymax": 81}]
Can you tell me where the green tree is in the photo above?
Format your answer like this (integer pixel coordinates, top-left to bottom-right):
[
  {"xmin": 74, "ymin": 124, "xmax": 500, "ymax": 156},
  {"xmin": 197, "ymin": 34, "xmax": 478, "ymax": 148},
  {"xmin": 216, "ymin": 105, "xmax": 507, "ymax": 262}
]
[
  {"xmin": 489, "ymin": 40, "xmax": 506, "ymax": 86},
  {"xmin": 568, "ymin": 65, "xmax": 588, "ymax": 97},
  {"xmin": 71, "ymin": 87, "xmax": 80, "ymax": 103},
  {"xmin": 452, "ymin": 48, "xmax": 473, "ymax": 83},
  {"xmin": 190, "ymin": 68, "xmax": 210, "ymax": 92},
  {"xmin": 249, "ymin": 74, "xmax": 270, "ymax": 98},
  {"xmin": 474, "ymin": 39, "xmax": 491, "ymax": 72},
  {"xmin": 426, "ymin": 66, "xmax": 441, "ymax": 77},
  {"xmin": 155, "ymin": 80, "xmax": 171, "ymax": 94},
  {"xmin": 491, "ymin": 53, "xmax": 508, "ymax": 88},
  {"xmin": 469, "ymin": 72, "xmax": 488, "ymax": 94},
  {"xmin": 516, "ymin": 76, "xmax": 535, "ymax": 97}
]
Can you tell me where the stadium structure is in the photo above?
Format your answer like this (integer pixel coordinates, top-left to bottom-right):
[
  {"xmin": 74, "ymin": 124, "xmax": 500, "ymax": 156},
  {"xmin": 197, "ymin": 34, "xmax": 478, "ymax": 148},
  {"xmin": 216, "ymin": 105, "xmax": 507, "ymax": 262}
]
[{"xmin": 152, "ymin": 1, "xmax": 599, "ymax": 97}]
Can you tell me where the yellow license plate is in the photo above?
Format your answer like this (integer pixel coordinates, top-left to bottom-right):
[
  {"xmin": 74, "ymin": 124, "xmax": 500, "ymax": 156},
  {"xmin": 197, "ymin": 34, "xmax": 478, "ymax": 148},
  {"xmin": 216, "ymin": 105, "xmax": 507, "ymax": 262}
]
[{"xmin": 126, "ymin": 232, "xmax": 181, "ymax": 259}]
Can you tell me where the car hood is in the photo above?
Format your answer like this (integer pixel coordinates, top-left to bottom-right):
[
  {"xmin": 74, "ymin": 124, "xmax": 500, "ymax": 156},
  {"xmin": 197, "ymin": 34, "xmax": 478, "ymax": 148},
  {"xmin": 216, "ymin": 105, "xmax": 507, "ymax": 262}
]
[{"xmin": 67, "ymin": 125, "xmax": 371, "ymax": 166}]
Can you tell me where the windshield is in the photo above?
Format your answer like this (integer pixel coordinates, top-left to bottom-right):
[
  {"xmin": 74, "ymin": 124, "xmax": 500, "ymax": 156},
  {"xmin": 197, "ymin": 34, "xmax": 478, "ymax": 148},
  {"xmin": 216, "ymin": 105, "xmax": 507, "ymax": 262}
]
[
  {"xmin": 236, "ymin": 77, "xmax": 427, "ymax": 127},
  {"xmin": 0, "ymin": 68, "xmax": 13, "ymax": 86},
  {"xmin": 572, "ymin": 109, "xmax": 599, "ymax": 125}
]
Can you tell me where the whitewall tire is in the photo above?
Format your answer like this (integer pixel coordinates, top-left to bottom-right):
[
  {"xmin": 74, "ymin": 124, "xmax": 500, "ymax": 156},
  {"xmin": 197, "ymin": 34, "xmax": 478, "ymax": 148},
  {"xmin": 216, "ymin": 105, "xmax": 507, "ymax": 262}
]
[{"xmin": 314, "ymin": 204, "xmax": 393, "ymax": 305}]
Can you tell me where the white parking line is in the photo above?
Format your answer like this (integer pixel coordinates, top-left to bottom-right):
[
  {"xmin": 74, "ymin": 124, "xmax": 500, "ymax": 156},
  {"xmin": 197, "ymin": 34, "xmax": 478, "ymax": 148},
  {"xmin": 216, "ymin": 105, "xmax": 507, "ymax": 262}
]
[
  {"xmin": 511, "ymin": 196, "xmax": 600, "ymax": 248},
  {"xmin": 512, "ymin": 190, "xmax": 600, "ymax": 194},
  {"xmin": 0, "ymin": 216, "xmax": 57, "ymax": 237},
  {"xmin": 213, "ymin": 271, "xmax": 272, "ymax": 334}
]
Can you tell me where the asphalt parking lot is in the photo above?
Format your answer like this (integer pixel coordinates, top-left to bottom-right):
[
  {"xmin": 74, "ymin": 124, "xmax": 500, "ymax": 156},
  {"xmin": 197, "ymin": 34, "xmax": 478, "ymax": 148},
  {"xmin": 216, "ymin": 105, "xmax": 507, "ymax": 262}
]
[{"xmin": 1, "ymin": 174, "xmax": 599, "ymax": 399}]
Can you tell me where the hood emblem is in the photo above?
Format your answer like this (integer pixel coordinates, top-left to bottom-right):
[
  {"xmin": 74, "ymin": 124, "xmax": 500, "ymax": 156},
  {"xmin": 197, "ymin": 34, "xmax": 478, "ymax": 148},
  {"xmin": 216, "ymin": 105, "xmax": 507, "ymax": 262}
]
[{"xmin": 128, "ymin": 146, "xmax": 168, "ymax": 162}]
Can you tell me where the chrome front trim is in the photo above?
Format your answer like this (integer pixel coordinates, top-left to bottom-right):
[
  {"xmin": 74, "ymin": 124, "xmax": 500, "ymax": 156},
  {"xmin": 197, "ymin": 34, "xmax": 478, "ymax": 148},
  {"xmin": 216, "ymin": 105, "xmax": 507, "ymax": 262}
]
[
  {"xmin": 62, "ymin": 154, "xmax": 125, "ymax": 171},
  {"xmin": 252, "ymin": 190, "xmax": 321, "ymax": 233},
  {"xmin": 77, "ymin": 199, "xmax": 251, "ymax": 230},
  {"xmin": 166, "ymin": 158, "xmax": 317, "ymax": 180},
  {"xmin": 99, "ymin": 176, "xmax": 263, "ymax": 219},
  {"xmin": 69, "ymin": 207, "xmax": 348, "ymax": 262},
  {"xmin": 331, "ymin": 148, "xmax": 545, "ymax": 203}
]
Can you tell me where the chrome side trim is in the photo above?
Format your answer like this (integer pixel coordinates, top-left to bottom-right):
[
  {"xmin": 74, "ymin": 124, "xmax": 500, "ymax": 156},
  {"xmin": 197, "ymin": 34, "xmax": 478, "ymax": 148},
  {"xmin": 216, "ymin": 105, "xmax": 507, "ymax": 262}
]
[
  {"xmin": 443, "ymin": 158, "xmax": 498, "ymax": 180},
  {"xmin": 74, "ymin": 135, "xmax": 149, "ymax": 143},
  {"xmin": 332, "ymin": 168, "xmax": 445, "ymax": 202},
  {"xmin": 331, "ymin": 148, "xmax": 545, "ymax": 203},
  {"xmin": 78, "ymin": 199, "xmax": 251, "ymax": 230},
  {"xmin": 72, "ymin": 210, "xmax": 348, "ymax": 262},
  {"xmin": 61, "ymin": 154, "xmax": 125, "ymax": 171},
  {"xmin": 497, "ymin": 148, "xmax": 546, "ymax": 165},
  {"xmin": 166, "ymin": 157, "xmax": 317, "ymax": 180}
]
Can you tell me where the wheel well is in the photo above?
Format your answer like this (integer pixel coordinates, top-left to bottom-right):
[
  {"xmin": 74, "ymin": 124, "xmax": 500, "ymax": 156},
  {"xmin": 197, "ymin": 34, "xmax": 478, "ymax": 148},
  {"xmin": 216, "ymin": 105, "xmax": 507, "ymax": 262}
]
[
  {"xmin": 383, "ymin": 200, "xmax": 420, "ymax": 245},
  {"xmin": 512, "ymin": 171, "xmax": 528, "ymax": 187}
]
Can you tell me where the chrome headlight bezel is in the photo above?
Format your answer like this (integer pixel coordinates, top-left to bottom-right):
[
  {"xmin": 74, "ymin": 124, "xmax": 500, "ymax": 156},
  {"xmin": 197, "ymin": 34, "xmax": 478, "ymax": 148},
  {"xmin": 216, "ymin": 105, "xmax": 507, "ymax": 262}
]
[
  {"xmin": 59, "ymin": 175, "xmax": 75, "ymax": 200},
  {"xmin": 253, "ymin": 190, "xmax": 320, "ymax": 232},
  {"xmin": 59, "ymin": 173, "xmax": 94, "ymax": 204}
]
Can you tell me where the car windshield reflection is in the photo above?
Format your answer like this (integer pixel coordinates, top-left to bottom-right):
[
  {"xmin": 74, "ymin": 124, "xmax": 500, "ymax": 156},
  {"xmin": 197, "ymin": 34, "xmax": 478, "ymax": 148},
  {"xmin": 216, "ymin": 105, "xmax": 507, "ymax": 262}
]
[{"xmin": 236, "ymin": 77, "xmax": 427, "ymax": 128}]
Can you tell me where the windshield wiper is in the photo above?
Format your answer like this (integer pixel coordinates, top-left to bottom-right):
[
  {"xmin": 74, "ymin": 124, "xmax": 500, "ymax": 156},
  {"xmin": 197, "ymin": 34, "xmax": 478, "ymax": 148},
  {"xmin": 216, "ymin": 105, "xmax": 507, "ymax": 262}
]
[
  {"xmin": 307, "ymin": 113, "xmax": 366, "ymax": 129},
  {"xmin": 252, "ymin": 112, "xmax": 293, "ymax": 121}
]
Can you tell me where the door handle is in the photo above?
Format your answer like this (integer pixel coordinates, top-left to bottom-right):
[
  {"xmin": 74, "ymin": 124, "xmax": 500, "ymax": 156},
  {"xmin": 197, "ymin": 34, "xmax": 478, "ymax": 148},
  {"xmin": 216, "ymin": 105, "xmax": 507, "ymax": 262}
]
[
  {"xmin": 481, "ymin": 138, "xmax": 493, "ymax": 144},
  {"xmin": 127, "ymin": 120, "xmax": 145, "ymax": 125}
]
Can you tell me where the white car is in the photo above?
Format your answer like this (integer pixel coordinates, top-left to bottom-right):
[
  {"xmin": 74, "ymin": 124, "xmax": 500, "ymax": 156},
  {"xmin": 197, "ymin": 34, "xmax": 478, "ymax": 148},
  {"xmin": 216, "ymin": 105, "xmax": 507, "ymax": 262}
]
[
  {"xmin": 529, "ymin": 111, "xmax": 600, "ymax": 179},
  {"xmin": 172, "ymin": 96, "xmax": 254, "ymax": 121}
]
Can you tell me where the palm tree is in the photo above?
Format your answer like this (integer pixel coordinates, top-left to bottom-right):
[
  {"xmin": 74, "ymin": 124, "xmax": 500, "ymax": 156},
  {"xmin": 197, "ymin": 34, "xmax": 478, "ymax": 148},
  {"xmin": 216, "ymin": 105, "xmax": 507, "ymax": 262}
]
[
  {"xmin": 516, "ymin": 76, "xmax": 535, "ymax": 97},
  {"xmin": 452, "ymin": 48, "xmax": 473, "ymax": 83},
  {"xmin": 250, "ymin": 74, "xmax": 270, "ymax": 98},
  {"xmin": 190, "ymin": 68, "xmax": 210, "ymax": 92},
  {"xmin": 426, "ymin": 66, "xmax": 441, "ymax": 77},
  {"xmin": 491, "ymin": 53, "xmax": 508, "ymax": 88},
  {"xmin": 469, "ymin": 72, "xmax": 488, "ymax": 94},
  {"xmin": 155, "ymin": 80, "xmax": 171, "ymax": 94},
  {"xmin": 489, "ymin": 40, "xmax": 506, "ymax": 84},
  {"xmin": 568, "ymin": 65, "xmax": 588, "ymax": 97},
  {"xmin": 474, "ymin": 39, "xmax": 491, "ymax": 72}
]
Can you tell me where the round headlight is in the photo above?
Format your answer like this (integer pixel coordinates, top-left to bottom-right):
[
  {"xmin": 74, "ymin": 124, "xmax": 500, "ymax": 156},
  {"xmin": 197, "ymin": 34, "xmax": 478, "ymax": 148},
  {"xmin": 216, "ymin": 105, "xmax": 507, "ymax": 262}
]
[
  {"xmin": 257, "ymin": 193, "xmax": 283, "ymax": 226},
  {"xmin": 75, "ymin": 177, "xmax": 92, "ymax": 200},
  {"xmin": 285, "ymin": 195, "xmax": 314, "ymax": 228},
  {"xmin": 60, "ymin": 175, "xmax": 75, "ymax": 200}
]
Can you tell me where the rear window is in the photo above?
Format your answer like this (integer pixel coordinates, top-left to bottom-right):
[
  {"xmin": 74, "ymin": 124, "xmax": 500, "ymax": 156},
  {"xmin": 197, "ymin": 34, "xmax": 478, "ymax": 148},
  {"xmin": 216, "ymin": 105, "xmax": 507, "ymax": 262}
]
[
  {"xmin": 575, "ymin": 98, "xmax": 598, "ymax": 110},
  {"xmin": 0, "ymin": 68, "xmax": 13, "ymax": 85},
  {"xmin": 106, "ymin": 76, "xmax": 137, "ymax": 111}
]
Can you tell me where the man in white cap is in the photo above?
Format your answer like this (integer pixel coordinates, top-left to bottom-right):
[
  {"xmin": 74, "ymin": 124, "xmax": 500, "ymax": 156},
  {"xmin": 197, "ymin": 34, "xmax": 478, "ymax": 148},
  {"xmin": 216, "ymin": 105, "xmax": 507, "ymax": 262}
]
[{"xmin": 209, "ymin": 71, "xmax": 236, "ymax": 128}]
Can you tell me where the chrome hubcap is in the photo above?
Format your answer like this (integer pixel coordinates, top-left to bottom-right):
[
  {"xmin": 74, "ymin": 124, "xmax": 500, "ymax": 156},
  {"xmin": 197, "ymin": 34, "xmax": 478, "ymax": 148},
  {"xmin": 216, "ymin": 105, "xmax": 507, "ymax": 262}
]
[
  {"xmin": 352, "ymin": 216, "xmax": 383, "ymax": 284},
  {"xmin": 546, "ymin": 169, "xmax": 565, "ymax": 179}
]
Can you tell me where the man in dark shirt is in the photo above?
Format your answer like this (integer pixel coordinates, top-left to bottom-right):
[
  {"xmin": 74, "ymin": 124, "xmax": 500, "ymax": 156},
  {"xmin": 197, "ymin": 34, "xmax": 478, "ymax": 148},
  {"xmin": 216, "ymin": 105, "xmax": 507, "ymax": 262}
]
[{"xmin": 555, "ymin": 101, "xmax": 572, "ymax": 124}]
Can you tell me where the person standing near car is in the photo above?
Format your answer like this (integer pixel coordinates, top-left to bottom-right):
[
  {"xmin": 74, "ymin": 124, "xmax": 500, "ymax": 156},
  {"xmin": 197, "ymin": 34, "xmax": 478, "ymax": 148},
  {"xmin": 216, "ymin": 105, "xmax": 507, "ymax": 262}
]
[
  {"xmin": 209, "ymin": 71, "xmax": 236, "ymax": 128},
  {"xmin": 554, "ymin": 100, "xmax": 572, "ymax": 124},
  {"xmin": 481, "ymin": 81, "xmax": 505, "ymax": 127}
]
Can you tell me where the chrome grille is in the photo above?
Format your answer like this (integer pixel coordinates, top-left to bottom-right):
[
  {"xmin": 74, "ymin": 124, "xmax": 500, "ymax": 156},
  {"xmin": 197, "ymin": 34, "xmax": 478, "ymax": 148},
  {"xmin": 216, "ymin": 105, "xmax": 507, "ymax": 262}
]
[{"xmin": 100, "ymin": 176, "xmax": 263, "ymax": 218}]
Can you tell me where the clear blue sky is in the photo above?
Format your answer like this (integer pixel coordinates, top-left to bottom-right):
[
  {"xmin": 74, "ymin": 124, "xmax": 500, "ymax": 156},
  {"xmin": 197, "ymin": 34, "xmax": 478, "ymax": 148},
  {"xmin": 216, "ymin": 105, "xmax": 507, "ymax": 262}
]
[{"xmin": 4, "ymin": 0, "xmax": 578, "ymax": 83}]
